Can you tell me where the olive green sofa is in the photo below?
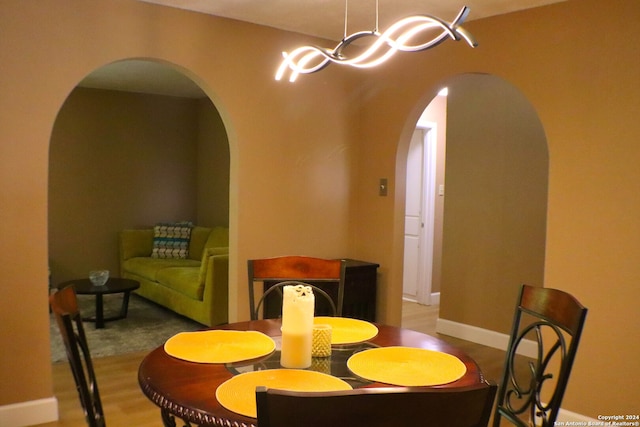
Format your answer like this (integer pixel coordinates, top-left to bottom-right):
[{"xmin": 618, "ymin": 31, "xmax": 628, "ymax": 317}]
[{"xmin": 118, "ymin": 225, "xmax": 228, "ymax": 326}]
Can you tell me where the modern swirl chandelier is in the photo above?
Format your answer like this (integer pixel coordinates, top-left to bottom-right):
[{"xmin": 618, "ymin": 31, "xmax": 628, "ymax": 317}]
[{"xmin": 275, "ymin": 3, "xmax": 478, "ymax": 82}]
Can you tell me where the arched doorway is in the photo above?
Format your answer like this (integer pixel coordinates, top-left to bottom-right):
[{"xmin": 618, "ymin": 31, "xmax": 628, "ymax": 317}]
[
  {"xmin": 400, "ymin": 73, "xmax": 548, "ymax": 338},
  {"xmin": 48, "ymin": 59, "xmax": 230, "ymax": 287}
]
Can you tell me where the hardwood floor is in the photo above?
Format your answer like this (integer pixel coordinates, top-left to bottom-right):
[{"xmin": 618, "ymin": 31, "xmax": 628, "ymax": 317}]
[
  {"xmin": 401, "ymin": 301, "xmax": 509, "ymax": 385},
  {"xmin": 38, "ymin": 302, "xmax": 512, "ymax": 426},
  {"xmin": 37, "ymin": 351, "xmax": 161, "ymax": 427}
]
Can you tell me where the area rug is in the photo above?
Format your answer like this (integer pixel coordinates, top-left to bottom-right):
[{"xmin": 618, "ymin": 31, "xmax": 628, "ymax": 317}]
[{"xmin": 50, "ymin": 293, "xmax": 203, "ymax": 363}]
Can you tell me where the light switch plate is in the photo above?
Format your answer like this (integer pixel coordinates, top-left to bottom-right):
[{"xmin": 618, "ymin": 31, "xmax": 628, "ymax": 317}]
[{"xmin": 379, "ymin": 178, "xmax": 388, "ymax": 196}]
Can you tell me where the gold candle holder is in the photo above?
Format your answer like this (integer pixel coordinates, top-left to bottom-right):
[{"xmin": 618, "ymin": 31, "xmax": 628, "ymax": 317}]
[{"xmin": 312, "ymin": 324, "xmax": 332, "ymax": 358}]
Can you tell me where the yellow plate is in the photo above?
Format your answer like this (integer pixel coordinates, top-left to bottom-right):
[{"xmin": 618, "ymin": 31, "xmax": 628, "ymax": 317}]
[
  {"xmin": 216, "ymin": 369, "xmax": 352, "ymax": 418},
  {"xmin": 164, "ymin": 330, "xmax": 275, "ymax": 363},
  {"xmin": 347, "ymin": 346, "xmax": 467, "ymax": 386},
  {"xmin": 314, "ymin": 317, "xmax": 378, "ymax": 344}
]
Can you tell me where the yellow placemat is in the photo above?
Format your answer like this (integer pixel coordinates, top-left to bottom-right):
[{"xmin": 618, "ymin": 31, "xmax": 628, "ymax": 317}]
[
  {"xmin": 314, "ymin": 317, "xmax": 378, "ymax": 345},
  {"xmin": 216, "ymin": 369, "xmax": 352, "ymax": 418},
  {"xmin": 347, "ymin": 346, "xmax": 467, "ymax": 386},
  {"xmin": 164, "ymin": 330, "xmax": 275, "ymax": 363}
]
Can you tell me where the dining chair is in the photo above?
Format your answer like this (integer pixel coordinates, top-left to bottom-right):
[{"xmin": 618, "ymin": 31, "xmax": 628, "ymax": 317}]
[
  {"xmin": 247, "ymin": 256, "xmax": 347, "ymax": 320},
  {"xmin": 50, "ymin": 286, "xmax": 106, "ymax": 427},
  {"xmin": 493, "ymin": 285, "xmax": 587, "ymax": 427},
  {"xmin": 256, "ymin": 381, "xmax": 497, "ymax": 427}
]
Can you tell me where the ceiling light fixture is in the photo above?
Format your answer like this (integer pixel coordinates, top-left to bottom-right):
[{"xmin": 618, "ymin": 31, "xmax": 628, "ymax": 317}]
[{"xmin": 275, "ymin": 3, "xmax": 478, "ymax": 82}]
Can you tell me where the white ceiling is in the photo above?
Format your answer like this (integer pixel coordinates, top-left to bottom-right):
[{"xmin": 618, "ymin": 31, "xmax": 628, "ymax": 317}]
[
  {"xmin": 79, "ymin": 0, "xmax": 566, "ymax": 98},
  {"xmin": 138, "ymin": 0, "xmax": 565, "ymax": 41}
]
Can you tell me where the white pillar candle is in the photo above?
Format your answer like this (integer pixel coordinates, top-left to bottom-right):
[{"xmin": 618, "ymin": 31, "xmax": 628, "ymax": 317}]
[{"xmin": 280, "ymin": 284, "xmax": 315, "ymax": 368}]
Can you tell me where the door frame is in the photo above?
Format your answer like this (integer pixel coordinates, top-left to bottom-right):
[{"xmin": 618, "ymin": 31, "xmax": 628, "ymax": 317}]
[
  {"xmin": 417, "ymin": 122, "xmax": 437, "ymax": 305},
  {"xmin": 403, "ymin": 122, "xmax": 437, "ymax": 305}
]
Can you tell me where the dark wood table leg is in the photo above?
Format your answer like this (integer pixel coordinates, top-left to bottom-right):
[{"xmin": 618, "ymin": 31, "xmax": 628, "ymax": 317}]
[
  {"xmin": 161, "ymin": 408, "xmax": 177, "ymax": 427},
  {"xmin": 161, "ymin": 408, "xmax": 192, "ymax": 427},
  {"xmin": 120, "ymin": 290, "xmax": 132, "ymax": 318},
  {"xmin": 95, "ymin": 293, "xmax": 104, "ymax": 329},
  {"xmin": 84, "ymin": 291, "xmax": 135, "ymax": 327}
]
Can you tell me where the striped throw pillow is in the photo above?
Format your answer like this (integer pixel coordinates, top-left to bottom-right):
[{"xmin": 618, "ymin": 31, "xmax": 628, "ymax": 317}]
[{"xmin": 151, "ymin": 222, "xmax": 193, "ymax": 259}]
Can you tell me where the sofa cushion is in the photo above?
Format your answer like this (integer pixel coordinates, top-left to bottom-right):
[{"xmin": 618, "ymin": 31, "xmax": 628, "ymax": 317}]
[
  {"xmin": 123, "ymin": 257, "xmax": 200, "ymax": 281},
  {"xmin": 120, "ymin": 229, "xmax": 154, "ymax": 259},
  {"xmin": 204, "ymin": 226, "xmax": 229, "ymax": 249},
  {"xmin": 155, "ymin": 266, "xmax": 203, "ymax": 300},
  {"xmin": 198, "ymin": 246, "xmax": 230, "ymax": 285},
  {"xmin": 151, "ymin": 222, "xmax": 193, "ymax": 259},
  {"xmin": 188, "ymin": 226, "xmax": 213, "ymax": 261}
]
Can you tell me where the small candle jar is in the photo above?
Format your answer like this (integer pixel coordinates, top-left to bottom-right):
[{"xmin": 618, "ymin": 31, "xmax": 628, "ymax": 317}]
[
  {"xmin": 280, "ymin": 284, "xmax": 315, "ymax": 368},
  {"xmin": 312, "ymin": 324, "xmax": 332, "ymax": 358}
]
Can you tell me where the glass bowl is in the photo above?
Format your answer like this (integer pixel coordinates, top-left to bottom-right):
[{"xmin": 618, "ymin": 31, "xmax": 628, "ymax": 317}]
[{"xmin": 89, "ymin": 270, "xmax": 109, "ymax": 286}]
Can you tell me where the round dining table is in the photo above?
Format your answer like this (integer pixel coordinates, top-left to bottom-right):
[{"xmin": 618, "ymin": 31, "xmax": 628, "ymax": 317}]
[{"xmin": 138, "ymin": 319, "xmax": 485, "ymax": 427}]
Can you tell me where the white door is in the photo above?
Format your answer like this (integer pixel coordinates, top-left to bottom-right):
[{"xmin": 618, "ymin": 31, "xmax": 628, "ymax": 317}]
[
  {"xmin": 403, "ymin": 129, "xmax": 424, "ymax": 301},
  {"xmin": 403, "ymin": 126, "xmax": 436, "ymax": 304}
]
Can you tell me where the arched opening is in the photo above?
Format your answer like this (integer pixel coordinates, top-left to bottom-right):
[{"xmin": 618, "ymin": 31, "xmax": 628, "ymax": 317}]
[
  {"xmin": 399, "ymin": 73, "xmax": 548, "ymax": 338},
  {"xmin": 48, "ymin": 58, "xmax": 230, "ymax": 313}
]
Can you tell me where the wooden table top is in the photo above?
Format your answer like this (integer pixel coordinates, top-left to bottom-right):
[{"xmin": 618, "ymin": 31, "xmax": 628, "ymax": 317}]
[{"xmin": 138, "ymin": 319, "xmax": 484, "ymax": 427}]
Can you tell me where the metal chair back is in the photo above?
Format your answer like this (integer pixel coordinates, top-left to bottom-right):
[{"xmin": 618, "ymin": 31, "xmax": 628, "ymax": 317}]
[
  {"xmin": 50, "ymin": 286, "xmax": 106, "ymax": 427},
  {"xmin": 247, "ymin": 256, "xmax": 346, "ymax": 320},
  {"xmin": 493, "ymin": 284, "xmax": 587, "ymax": 427}
]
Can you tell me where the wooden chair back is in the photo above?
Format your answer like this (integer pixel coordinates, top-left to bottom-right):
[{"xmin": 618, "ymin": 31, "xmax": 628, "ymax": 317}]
[
  {"xmin": 247, "ymin": 256, "xmax": 347, "ymax": 320},
  {"xmin": 256, "ymin": 381, "xmax": 497, "ymax": 427},
  {"xmin": 493, "ymin": 285, "xmax": 587, "ymax": 427},
  {"xmin": 50, "ymin": 286, "xmax": 106, "ymax": 427}
]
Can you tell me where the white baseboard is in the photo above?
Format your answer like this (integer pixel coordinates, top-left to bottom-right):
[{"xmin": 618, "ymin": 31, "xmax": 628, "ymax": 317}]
[
  {"xmin": 0, "ymin": 397, "xmax": 58, "ymax": 426},
  {"xmin": 554, "ymin": 408, "xmax": 598, "ymax": 424},
  {"xmin": 402, "ymin": 292, "xmax": 440, "ymax": 305},
  {"xmin": 430, "ymin": 292, "xmax": 440, "ymax": 305},
  {"xmin": 435, "ymin": 318, "xmax": 538, "ymax": 359}
]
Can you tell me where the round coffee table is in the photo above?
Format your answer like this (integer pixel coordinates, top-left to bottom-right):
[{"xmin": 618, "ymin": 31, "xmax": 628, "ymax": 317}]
[{"xmin": 56, "ymin": 277, "xmax": 140, "ymax": 329}]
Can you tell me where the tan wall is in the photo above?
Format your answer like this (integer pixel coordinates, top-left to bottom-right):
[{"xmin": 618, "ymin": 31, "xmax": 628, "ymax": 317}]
[
  {"xmin": 48, "ymin": 87, "xmax": 228, "ymax": 285},
  {"xmin": 1, "ymin": 0, "xmax": 639, "ymax": 420},
  {"xmin": 352, "ymin": 0, "xmax": 639, "ymax": 416},
  {"xmin": 0, "ymin": 0, "xmax": 356, "ymax": 411},
  {"xmin": 197, "ymin": 98, "xmax": 230, "ymax": 226}
]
